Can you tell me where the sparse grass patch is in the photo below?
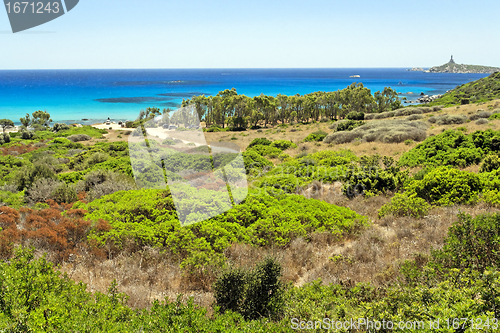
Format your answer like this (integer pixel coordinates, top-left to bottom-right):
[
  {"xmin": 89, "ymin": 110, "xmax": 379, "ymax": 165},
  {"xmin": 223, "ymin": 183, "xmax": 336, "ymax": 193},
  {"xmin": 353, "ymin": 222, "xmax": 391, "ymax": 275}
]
[{"xmin": 324, "ymin": 119, "xmax": 427, "ymax": 144}]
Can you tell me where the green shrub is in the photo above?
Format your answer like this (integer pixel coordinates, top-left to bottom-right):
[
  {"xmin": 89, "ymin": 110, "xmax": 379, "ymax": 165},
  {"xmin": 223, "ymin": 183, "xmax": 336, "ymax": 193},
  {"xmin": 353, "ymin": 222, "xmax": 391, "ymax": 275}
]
[
  {"xmin": 51, "ymin": 182, "xmax": 78, "ymax": 203},
  {"xmin": 255, "ymin": 174, "xmax": 305, "ymax": 194},
  {"xmin": 432, "ymin": 213, "xmax": 500, "ymax": 272},
  {"xmin": 77, "ymin": 188, "xmax": 367, "ymax": 267},
  {"xmin": 406, "ymin": 166, "xmax": 481, "ymax": 205},
  {"xmin": 20, "ymin": 130, "xmax": 35, "ymax": 140},
  {"xmin": 404, "ymin": 139, "xmax": 413, "ymax": 145},
  {"xmin": 241, "ymin": 257, "xmax": 285, "ymax": 320},
  {"xmin": 205, "ymin": 125, "xmax": 225, "ymax": 132},
  {"xmin": 399, "ymin": 130, "xmax": 490, "ymax": 168},
  {"xmin": 0, "ymin": 187, "xmax": 24, "ymax": 208},
  {"xmin": 0, "ymin": 133, "xmax": 10, "ymax": 145},
  {"xmin": 53, "ymin": 123, "xmax": 70, "ymax": 132},
  {"xmin": 270, "ymin": 140, "xmax": 296, "ymax": 150},
  {"xmin": 336, "ymin": 120, "xmax": 365, "ymax": 132},
  {"xmin": 248, "ymin": 138, "xmax": 272, "ymax": 148},
  {"xmin": 14, "ymin": 163, "xmax": 57, "ymax": 191},
  {"xmin": 483, "ymin": 189, "xmax": 500, "ymax": 207},
  {"xmin": 489, "ymin": 113, "xmax": 500, "ymax": 120},
  {"xmin": 480, "ymin": 154, "xmax": 500, "ymax": 173},
  {"xmin": 213, "ymin": 268, "xmax": 247, "ymax": 314},
  {"xmin": 304, "ymin": 130, "xmax": 327, "ymax": 142},
  {"xmin": 247, "ymin": 145, "xmax": 282, "ymax": 158},
  {"xmin": 346, "ymin": 111, "xmax": 364, "ymax": 120},
  {"xmin": 378, "ymin": 192, "xmax": 431, "ymax": 218},
  {"xmin": 342, "ymin": 164, "xmax": 408, "ymax": 198}
]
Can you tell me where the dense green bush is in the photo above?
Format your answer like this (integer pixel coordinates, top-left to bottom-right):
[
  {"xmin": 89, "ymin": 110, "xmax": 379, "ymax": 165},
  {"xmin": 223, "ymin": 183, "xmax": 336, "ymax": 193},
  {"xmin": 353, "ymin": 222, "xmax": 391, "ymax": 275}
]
[
  {"xmin": 406, "ymin": 166, "xmax": 481, "ymax": 205},
  {"xmin": 53, "ymin": 123, "xmax": 71, "ymax": 132},
  {"xmin": 378, "ymin": 192, "xmax": 431, "ymax": 218},
  {"xmin": 213, "ymin": 268, "xmax": 247, "ymax": 314},
  {"xmin": 0, "ymin": 186, "xmax": 24, "ymax": 208},
  {"xmin": 214, "ymin": 257, "xmax": 285, "ymax": 320},
  {"xmin": 480, "ymin": 154, "xmax": 500, "ymax": 173},
  {"xmin": 270, "ymin": 140, "xmax": 297, "ymax": 150},
  {"xmin": 241, "ymin": 257, "xmax": 285, "ymax": 320},
  {"xmin": 342, "ymin": 164, "xmax": 408, "ymax": 198},
  {"xmin": 335, "ymin": 120, "xmax": 365, "ymax": 132},
  {"xmin": 246, "ymin": 144, "xmax": 282, "ymax": 158},
  {"xmin": 76, "ymin": 189, "xmax": 367, "ymax": 267},
  {"xmin": 432, "ymin": 213, "xmax": 500, "ymax": 272},
  {"xmin": 0, "ymin": 133, "xmax": 10, "ymax": 145},
  {"xmin": 398, "ymin": 129, "xmax": 500, "ymax": 168},
  {"xmin": 248, "ymin": 137, "xmax": 272, "ymax": 148},
  {"xmin": 255, "ymin": 174, "xmax": 305, "ymax": 194},
  {"xmin": 204, "ymin": 124, "xmax": 226, "ymax": 132},
  {"xmin": 304, "ymin": 130, "xmax": 327, "ymax": 142},
  {"xmin": 14, "ymin": 163, "xmax": 57, "ymax": 191},
  {"xmin": 346, "ymin": 111, "xmax": 364, "ymax": 120},
  {"xmin": 20, "ymin": 130, "xmax": 35, "ymax": 140}
]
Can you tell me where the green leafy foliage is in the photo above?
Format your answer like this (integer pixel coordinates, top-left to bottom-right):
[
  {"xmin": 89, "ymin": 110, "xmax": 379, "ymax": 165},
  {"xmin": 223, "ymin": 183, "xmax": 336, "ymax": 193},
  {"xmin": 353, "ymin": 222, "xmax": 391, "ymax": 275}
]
[
  {"xmin": 406, "ymin": 166, "xmax": 481, "ymax": 205},
  {"xmin": 246, "ymin": 144, "xmax": 282, "ymax": 158},
  {"xmin": 248, "ymin": 137, "xmax": 272, "ymax": 148},
  {"xmin": 335, "ymin": 119, "xmax": 365, "ymax": 132},
  {"xmin": 399, "ymin": 129, "xmax": 500, "ymax": 168},
  {"xmin": 214, "ymin": 257, "xmax": 285, "ymax": 320},
  {"xmin": 480, "ymin": 154, "xmax": 500, "ymax": 172},
  {"xmin": 346, "ymin": 111, "xmax": 364, "ymax": 120},
  {"xmin": 432, "ymin": 213, "xmax": 500, "ymax": 272},
  {"xmin": 76, "ymin": 189, "xmax": 367, "ymax": 267},
  {"xmin": 304, "ymin": 130, "xmax": 327, "ymax": 142},
  {"xmin": 378, "ymin": 192, "xmax": 431, "ymax": 218},
  {"xmin": 270, "ymin": 140, "xmax": 297, "ymax": 150}
]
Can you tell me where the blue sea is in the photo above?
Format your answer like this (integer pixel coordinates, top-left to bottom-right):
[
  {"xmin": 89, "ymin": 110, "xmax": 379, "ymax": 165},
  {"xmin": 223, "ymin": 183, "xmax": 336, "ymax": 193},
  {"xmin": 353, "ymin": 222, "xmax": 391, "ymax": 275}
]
[{"xmin": 0, "ymin": 68, "xmax": 490, "ymax": 124}]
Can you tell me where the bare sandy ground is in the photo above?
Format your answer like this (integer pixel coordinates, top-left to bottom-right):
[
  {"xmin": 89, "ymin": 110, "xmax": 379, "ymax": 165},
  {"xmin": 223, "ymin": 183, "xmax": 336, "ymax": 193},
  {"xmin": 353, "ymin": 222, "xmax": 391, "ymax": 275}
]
[{"xmin": 92, "ymin": 123, "xmax": 136, "ymax": 131}]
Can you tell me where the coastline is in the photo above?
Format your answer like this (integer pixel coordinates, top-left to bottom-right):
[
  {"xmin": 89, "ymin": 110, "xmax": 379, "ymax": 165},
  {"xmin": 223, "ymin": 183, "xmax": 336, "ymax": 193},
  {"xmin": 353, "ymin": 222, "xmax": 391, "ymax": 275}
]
[{"xmin": 1, "ymin": 68, "xmax": 491, "ymax": 124}]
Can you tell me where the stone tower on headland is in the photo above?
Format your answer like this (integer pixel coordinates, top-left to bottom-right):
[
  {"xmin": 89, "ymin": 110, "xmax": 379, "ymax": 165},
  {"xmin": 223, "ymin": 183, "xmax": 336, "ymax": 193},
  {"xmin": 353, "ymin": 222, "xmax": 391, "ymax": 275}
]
[{"xmin": 449, "ymin": 55, "xmax": 455, "ymax": 64}]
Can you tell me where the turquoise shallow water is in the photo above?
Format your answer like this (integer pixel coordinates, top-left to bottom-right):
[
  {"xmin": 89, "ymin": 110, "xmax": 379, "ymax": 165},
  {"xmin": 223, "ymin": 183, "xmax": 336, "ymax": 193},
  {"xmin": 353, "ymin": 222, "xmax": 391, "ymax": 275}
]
[{"xmin": 0, "ymin": 68, "xmax": 489, "ymax": 124}]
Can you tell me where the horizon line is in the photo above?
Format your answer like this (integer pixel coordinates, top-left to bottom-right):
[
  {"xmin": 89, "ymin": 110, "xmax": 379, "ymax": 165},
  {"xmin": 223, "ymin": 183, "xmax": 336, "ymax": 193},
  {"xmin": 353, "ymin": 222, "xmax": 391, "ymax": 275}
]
[{"xmin": 0, "ymin": 67, "xmax": 433, "ymax": 71}]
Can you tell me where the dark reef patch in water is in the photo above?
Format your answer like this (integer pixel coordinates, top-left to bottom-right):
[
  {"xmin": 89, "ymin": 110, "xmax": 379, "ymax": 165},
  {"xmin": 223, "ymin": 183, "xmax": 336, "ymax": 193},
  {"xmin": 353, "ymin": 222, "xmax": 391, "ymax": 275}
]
[
  {"xmin": 95, "ymin": 96, "xmax": 174, "ymax": 104},
  {"xmin": 157, "ymin": 92, "xmax": 209, "ymax": 97}
]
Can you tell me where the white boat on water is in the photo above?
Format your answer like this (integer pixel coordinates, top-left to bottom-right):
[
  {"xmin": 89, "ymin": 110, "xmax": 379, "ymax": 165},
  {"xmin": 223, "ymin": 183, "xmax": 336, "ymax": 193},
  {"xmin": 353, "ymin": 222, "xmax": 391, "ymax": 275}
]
[{"xmin": 350, "ymin": 75, "xmax": 361, "ymax": 78}]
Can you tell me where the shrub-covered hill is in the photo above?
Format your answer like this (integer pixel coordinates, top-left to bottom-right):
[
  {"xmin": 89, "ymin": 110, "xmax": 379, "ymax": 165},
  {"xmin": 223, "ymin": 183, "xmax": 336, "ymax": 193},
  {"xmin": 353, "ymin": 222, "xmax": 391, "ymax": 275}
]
[
  {"xmin": 399, "ymin": 128, "xmax": 500, "ymax": 168},
  {"xmin": 431, "ymin": 72, "xmax": 500, "ymax": 106},
  {"xmin": 74, "ymin": 188, "xmax": 368, "ymax": 269}
]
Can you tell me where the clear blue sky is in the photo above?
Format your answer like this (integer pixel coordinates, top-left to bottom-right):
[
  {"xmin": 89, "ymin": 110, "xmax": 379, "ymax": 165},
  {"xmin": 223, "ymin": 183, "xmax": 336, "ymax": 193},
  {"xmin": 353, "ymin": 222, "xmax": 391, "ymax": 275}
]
[{"xmin": 1, "ymin": 0, "xmax": 499, "ymax": 69}]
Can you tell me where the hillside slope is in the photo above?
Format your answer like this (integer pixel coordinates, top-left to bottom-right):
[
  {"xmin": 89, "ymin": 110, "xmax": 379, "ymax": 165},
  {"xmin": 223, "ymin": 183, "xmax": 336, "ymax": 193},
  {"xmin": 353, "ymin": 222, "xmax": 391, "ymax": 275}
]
[{"xmin": 431, "ymin": 72, "xmax": 500, "ymax": 106}]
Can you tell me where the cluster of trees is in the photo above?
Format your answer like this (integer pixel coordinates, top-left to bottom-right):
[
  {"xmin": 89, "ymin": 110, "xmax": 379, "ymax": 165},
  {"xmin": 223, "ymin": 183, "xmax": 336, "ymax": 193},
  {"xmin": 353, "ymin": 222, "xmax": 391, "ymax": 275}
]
[{"xmin": 180, "ymin": 84, "xmax": 401, "ymax": 129}]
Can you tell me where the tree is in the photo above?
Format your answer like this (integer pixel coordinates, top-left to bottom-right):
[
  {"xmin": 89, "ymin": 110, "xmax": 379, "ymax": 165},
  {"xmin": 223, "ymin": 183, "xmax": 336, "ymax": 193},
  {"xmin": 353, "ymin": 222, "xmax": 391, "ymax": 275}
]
[
  {"xmin": 0, "ymin": 119, "xmax": 14, "ymax": 133},
  {"xmin": 20, "ymin": 114, "xmax": 31, "ymax": 128},
  {"xmin": 374, "ymin": 87, "xmax": 402, "ymax": 113},
  {"xmin": 32, "ymin": 110, "xmax": 52, "ymax": 128},
  {"xmin": 217, "ymin": 88, "xmax": 238, "ymax": 128}
]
